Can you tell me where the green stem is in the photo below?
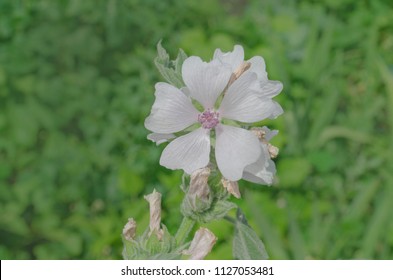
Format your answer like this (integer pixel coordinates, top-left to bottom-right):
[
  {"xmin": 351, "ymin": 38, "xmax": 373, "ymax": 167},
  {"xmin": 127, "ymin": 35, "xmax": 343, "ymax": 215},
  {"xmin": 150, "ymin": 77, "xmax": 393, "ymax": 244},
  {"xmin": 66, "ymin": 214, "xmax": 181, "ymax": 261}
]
[{"xmin": 175, "ymin": 216, "xmax": 195, "ymax": 245}]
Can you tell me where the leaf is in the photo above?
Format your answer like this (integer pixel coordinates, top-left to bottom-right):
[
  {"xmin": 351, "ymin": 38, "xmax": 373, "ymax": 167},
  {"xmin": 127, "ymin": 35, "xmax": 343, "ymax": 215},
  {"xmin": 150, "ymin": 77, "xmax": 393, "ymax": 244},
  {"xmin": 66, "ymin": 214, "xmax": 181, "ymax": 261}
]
[
  {"xmin": 154, "ymin": 41, "xmax": 187, "ymax": 88},
  {"xmin": 233, "ymin": 208, "xmax": 269, "ymax": 260},
  {"xmin": 356, "ymin": 185, "xmax": 393, "ymax": 258}
]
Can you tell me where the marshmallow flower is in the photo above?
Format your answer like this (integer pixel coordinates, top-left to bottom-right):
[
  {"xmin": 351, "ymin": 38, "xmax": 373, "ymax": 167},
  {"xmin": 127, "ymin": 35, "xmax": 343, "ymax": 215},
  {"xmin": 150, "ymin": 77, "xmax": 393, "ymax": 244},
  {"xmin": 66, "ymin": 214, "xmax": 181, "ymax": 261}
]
[{"xmin": 145, "ymin": 53, "xmax": 282, "ymax": 181}]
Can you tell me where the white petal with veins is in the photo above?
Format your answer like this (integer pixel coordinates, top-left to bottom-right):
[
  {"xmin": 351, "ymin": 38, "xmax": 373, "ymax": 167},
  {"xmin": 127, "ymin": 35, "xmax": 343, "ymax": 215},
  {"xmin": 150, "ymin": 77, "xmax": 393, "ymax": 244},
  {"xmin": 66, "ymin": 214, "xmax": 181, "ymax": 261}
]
[
  {"xmin": 160, "ymin": 128, "xmax": 211, "ymax": 174},
  {"xmin": 182, "ymin": 56, "xmax": 231, "ymax": 109},
  {"xmin": 147, "ymin": 133, "xmax": 175, "ymax": 145},
  {"xmin": 213, "ymin": 45, "xmax": 245, "ymax": 71},
  {"xmin": 215, "ymin": 124, "xmax": 261, "ymax": 181},
  {"xmin": 243, "ymin": 143, "xmax": 276, "ymax": 185},
  {"xmin": 144, "ymin": 82, "xmax": 199, "ymax": 133},
  {"xmin": 219, "ymin": 72, "xmax": 278, "ymax": 123}
]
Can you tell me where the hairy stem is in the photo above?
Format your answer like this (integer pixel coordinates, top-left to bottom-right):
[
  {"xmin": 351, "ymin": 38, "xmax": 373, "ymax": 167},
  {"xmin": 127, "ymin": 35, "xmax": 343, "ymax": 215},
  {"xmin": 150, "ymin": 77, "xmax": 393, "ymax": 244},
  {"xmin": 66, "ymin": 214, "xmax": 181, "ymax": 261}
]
[{"xmin": 175, "ymin": 216, "xmax": 195, "ymax": 245}]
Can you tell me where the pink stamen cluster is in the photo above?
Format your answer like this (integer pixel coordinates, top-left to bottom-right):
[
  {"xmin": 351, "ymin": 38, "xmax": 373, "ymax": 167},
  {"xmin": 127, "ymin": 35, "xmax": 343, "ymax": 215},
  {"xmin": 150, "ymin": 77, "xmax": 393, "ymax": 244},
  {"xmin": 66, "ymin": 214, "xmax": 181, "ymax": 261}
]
[{"xmin": 198, "ymin": 109, "xmax": 220, "ymax": 129}]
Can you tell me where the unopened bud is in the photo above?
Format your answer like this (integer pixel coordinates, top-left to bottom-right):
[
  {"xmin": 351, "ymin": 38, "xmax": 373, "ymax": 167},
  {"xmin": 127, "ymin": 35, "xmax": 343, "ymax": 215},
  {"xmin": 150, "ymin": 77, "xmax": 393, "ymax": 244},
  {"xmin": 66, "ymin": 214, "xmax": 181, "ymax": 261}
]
[
  {"xmin": 183, "ymin": 228, "xmax": 217, "ymax": 260},
  {"xmin": 187, "ymin": 167, "xmax": 211, "ymax": 211},
  {"xmin": 251, "ymin": 127, "xmax": 266, "ymax": 141},
  {"xmin": 251, "ymin": 127, "xmax": 279, "ymax": 159},
  {"xmin": 267, "ymin": 143, "xmax": 279, "ymax": 158},
  {"xmin": 144, "ymin": 189, "xmax": 163, "ymax": 239},
  {"xmin": 122, "ymin": 218, "xmax": 137, "ymax": 241},
  {"xmin": 221, "ymin": 178, "xmax": 241, "ymax": 198},
  {"xmin": 189, "ymin": 167, "xmax": 210, "ymax": 199}
]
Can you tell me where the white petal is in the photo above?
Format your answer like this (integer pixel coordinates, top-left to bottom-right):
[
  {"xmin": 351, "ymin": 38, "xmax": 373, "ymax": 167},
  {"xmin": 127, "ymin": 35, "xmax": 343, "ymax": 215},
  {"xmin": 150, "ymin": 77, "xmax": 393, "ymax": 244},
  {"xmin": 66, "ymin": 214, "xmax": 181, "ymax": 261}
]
[
  {"xmin": 160, "ymin": 128, "xmax": 210, "ymax": 174},
  {"xmin": 268, "ymin": 100, "xmax": 284, "ymax": 119},
  {"xmin": 182, "ymin": 56, "xmax": 232, "ymax": 109},
  {"xmin": 213, "ymin": 45, "xmax": 245, "ymax": 71},
  {"xmin": 219, "ymin": 72, "xmax": 277, "ymax": 123},
  {"xmin": 215, "ymin": 124, "xmax": 261, "ymax": 181},
  {"xmin": 243, "ymin": 144, "xmax": 276, "ymax": 185},
  {"xmin": 147, "ymin": 133, "xmax": 175, "ymax": 145},
  {"xmin": 261, "ymin": 126, "xmax": 279, "ymax": 141},
  {"xmin": 144, "ymin": 82, "xmax": 199, "ymax": 133},
  {"xmin": 248, "ymin": 56, "xmax": 268, "ymax": 83},
  {"xmin": 248, "ymin": 56, "xmax": 283, "ymax": 98},
  {"xmin": 260, "ymin": 80, "xmax": 283, "ymax": 98}
]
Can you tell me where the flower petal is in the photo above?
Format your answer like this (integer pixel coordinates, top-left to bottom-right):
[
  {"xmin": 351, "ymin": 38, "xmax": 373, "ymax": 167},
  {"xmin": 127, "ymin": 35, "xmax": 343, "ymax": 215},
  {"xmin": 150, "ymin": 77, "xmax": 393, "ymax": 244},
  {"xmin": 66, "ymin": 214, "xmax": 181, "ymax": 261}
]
[
  {"xmin": 242, "ymin": 144, "xmax": 276, "ymax": 185},
  {"xmin": 144, "ymin": 82, "xmax": 199, "ymax": 133},
  {"xmin": 213, "ymin": 45, "xmax": 244, "ymax": 72},
  {"xmin": 215, "ymin": 124, "xmax": 261, "ymax": 181},
  {"xmin": 248, "ymin": 56, "xmax": 283, "ymax": 98},
  {"xmin": 260, "ymin": 80, "xmax": 283, "ymax": 98},
  {"xmin": 147, "ymin": 133, "xmax": 175, "ymax": 145},
  {"xmin": 268, "ymin": 100, "xmax": 284, "ymax": 119},
  {"xmin": 182, "ymin": 56, "xmax": 232, "ymax": 108},
  {"xmin": 261, "ymin": 126, "xmax": 279, "ymax": 141},
  {"xmin": 160, "ymin": 128, "xmax": 210, "ymax": 174},
  {"xmin": 219, "ymin": 72, "xmax": 278, "ymax": 123},
  {"xmin": 248, "ymin": 56, "xmax": 268, "ymax": 83}
]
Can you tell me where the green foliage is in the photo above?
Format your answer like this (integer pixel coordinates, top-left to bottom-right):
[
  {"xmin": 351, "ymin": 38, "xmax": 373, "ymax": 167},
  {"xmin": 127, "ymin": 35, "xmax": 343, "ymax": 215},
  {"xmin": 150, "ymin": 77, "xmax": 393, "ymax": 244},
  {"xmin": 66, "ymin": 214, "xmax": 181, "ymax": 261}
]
[
  {"xmin": 123, "ymin": 226, "xmax": 183, "ymax": 260},
  {"xmin": 1, "ymin": 0, "xmax": 393, "ymax": 259},
  {"xmin": 154, "ymin": 41, "xmax": 187, "ymax": 88}
]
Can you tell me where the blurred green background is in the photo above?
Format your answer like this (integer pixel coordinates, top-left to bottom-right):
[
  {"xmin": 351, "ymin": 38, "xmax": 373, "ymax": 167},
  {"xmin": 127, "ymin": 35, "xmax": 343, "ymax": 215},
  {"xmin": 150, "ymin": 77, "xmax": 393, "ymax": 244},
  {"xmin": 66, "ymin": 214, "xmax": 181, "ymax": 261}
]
[{"xmin": 1, "ymin": 0, "xmax": 393, "ymax": 259}]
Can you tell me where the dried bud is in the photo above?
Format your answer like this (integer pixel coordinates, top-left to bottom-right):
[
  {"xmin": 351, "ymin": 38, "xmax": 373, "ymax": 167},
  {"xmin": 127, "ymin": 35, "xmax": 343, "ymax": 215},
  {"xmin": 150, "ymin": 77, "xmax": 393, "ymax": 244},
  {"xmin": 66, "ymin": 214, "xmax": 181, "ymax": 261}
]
[
  {"xmin": 183, "ymin": 228, "xmax": 217, "ymax": 260},
  {"xmin": 187, "ymin": 167, "xmax": 211, "ymax": 211},
  {"xmin": 267, "ymin": 143, "xmax": 279, "ymax": 159},
  {"xmin": 144, "ymin": 189, "xmax": 163, "ymax": 239},
  {"xmin": 122, "ymin": 218, "xmax": 137, "ymax": 241},
  {"xmin": 221, "ymin": 178, "xmax": 241, "ymax": 198}
]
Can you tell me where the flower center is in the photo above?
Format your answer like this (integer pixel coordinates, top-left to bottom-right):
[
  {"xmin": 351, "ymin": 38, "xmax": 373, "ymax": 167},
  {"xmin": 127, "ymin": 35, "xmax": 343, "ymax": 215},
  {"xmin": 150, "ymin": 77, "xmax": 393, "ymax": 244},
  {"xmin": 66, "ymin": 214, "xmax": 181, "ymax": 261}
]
[{"xmin": 198, "ymin": 109, "xmax": 220, "ymax": 129}]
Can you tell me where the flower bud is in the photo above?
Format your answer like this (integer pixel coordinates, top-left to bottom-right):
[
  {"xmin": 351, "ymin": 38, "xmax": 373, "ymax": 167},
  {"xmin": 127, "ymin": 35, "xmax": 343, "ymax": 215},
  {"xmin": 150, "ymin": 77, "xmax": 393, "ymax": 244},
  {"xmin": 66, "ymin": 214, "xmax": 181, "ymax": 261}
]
[
  {"xmin": 221, "ymin": 178, "xmax": 241, "ymax": 198},
  {"xmin": 251, "ymin": 126, "xmax": 279, "ymax": 159},
  {"xmin": 122, "ymin": 218, "xmax": 137, "ymax": 241},
  {"xmin": 267, "ymin": 143, "xmax": 279, "ymax": 158},
  {"xmin": 250, "ymin": 127, "xmax": 266, "ymax": 141},
  {"xmin": 187, "ymin": 167, "xmax": 211, "ymax": 211},
  {"xmin": 144, "ymin": 189, "xmax": 163, "ymax": 240},
  {"xmin": 183, "ymin": 227, "xmax": 217, "ymax": 260}
]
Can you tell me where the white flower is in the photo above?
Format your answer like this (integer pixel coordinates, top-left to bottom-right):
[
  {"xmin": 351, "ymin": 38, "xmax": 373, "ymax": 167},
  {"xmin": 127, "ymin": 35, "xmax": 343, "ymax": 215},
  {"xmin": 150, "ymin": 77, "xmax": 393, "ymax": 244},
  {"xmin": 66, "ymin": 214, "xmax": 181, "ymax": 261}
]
[
  {"xmin": 145, "ymin": 51, "xmax": 282, "ymax": 181},
  {"xmin": 214, "ymin": 45, "xmax": 283, "ymax": 118},
  {"xmin": 243, "ymin": 126, "xmax": 279, "ymax": 185}
]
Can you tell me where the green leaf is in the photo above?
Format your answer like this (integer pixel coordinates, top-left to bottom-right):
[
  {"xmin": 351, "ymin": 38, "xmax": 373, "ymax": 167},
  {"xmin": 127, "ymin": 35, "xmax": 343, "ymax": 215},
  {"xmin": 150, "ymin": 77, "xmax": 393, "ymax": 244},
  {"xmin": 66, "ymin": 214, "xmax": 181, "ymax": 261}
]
[
  {"xmin": 233, "ymin": 208, "xmax": 269, "ymax": 260},
  {"xmin": 154, "ymin": 41, "xmax": 187, "ymax": 88}
]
